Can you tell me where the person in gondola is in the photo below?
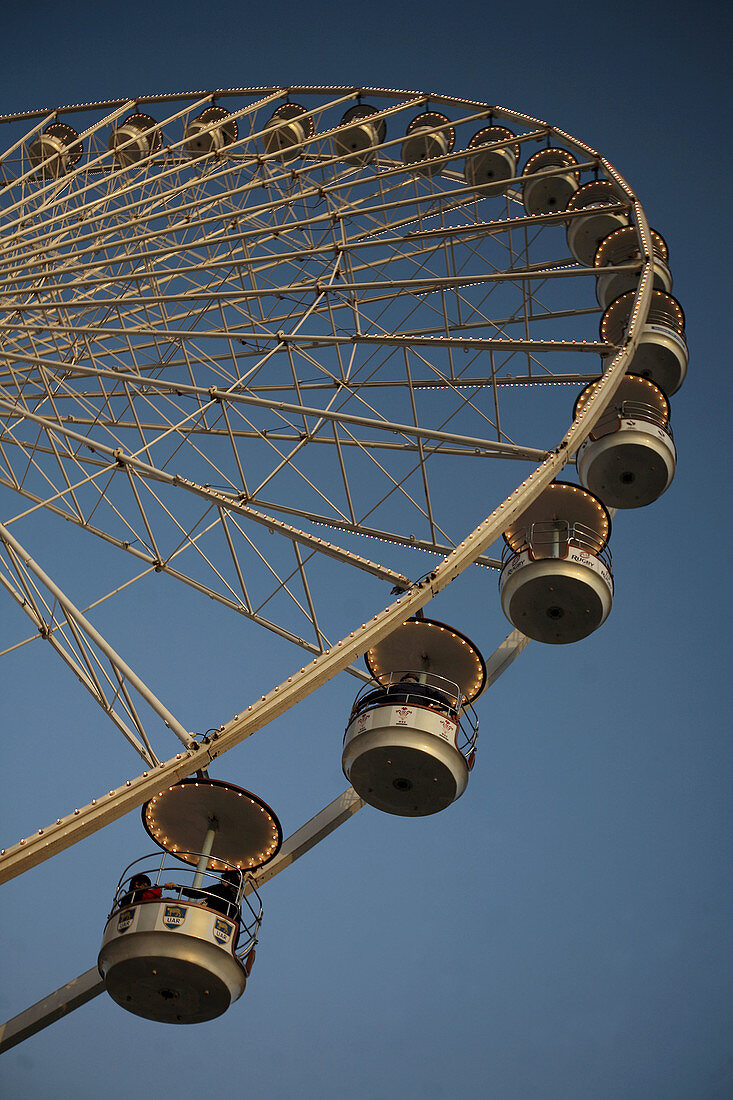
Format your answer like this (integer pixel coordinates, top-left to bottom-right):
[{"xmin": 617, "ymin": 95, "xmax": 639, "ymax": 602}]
[
  {"xmin": 394, "ymin": 673, "xmax": 455, "ymax": 714},
  {"xmin": 179, "ymin": 869, "xmax": 242, "ymax": 922},
  {"xmin": 179, "ymin": 869, "xmax": 243, "ymax": 949},
  {"xmin": 119, "ymin": 873, "xmax": 162, "ymax": 908},
  {"xmin": 354, "ymin": 672, "xmax": 457, "ymax": 717},
  {"xmin": 203, "ymin": 869, "xmax": 242, "ymax": 922}
]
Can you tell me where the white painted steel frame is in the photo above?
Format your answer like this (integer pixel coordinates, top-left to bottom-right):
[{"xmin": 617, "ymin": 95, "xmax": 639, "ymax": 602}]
[
  {"xmin": 0, "ymin": 265, "xmax": 651, "ymax": 881},
  {"xmin": 0, "ymin": 89, "xmax": 654, "ymax": 917},
  {"xmin": 0, "ymin": 519, "xmax": 192, "ymax": 762}
]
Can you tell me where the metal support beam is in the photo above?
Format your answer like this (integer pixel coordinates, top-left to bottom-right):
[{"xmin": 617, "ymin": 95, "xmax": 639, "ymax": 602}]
[
  {"xmin": 251, "ymin": 787, "xmax": 364, "ymax": 889},
  {"xmin": 0, "ymin": 200, "xmax": 652, "ymax": 888},
  {"xmin": 481, "ymin": 629, "xmax": 530, "ymax": 693},
  {"xmin": 0, "ymin": 246, "xmax": 651, "ymax": 884},
  {"xmin": 0, "ymin": 521, "xmax": 193, "ymax": 751},
  {"xmin": 0, "ymin": 967, "xmax": 104, "ymax": 1053}
]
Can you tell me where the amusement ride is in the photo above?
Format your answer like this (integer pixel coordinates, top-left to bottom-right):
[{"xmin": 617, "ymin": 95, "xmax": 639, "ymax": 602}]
[{"xmin": 0, "ymin": 86, "xmax": 686, "ymax": 1045}]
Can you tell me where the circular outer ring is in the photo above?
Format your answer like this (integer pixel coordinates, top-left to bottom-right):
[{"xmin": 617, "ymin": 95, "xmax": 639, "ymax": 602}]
[
  {"xmin": 141, "ymin": 777, "xmax": 282, "ymax": 871},
  {"xmin": 364, "ymin": 616, "xmax": 486, "ymax": 703},
  {"xmin": 0, "ymin": 88, "xmax": 662, "ymax": 882}
]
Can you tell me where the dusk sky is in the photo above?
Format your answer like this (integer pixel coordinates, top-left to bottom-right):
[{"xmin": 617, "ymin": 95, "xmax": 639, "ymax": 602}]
[{"xmin": 0, "ymin": 2, "xmax": 731, "ymax": 1098}]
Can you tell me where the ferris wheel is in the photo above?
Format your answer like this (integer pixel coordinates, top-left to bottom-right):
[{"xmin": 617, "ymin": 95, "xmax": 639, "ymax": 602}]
[{"xmin": 0, "ymin": 86, "xmax": 686, "ymax": 1041}]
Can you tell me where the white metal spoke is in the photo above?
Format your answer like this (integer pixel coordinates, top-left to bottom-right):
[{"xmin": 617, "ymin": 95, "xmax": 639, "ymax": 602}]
[{"xmin": 0, "ymin": 522, "xmax": 192, "ymax": 762}]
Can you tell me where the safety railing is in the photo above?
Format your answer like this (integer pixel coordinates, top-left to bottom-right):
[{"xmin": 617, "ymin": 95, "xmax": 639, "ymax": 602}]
[
  {"xmin": 502, "ymin": 520, "xmax": 613, "ymax": 571},
  {"xmin": 108, "ymin": 853, "xmax": 263, "ymax": 963},
  {"xmin": 644, "ymin": 303, "xmax": 685, "ymax": 335},
  {"xmin": 347, "ymin": 671, "xmax": 479, "ymax": 762},
  {"xmin": 591, "ymin": 398, "xmax": 672, "ymax": 436}
]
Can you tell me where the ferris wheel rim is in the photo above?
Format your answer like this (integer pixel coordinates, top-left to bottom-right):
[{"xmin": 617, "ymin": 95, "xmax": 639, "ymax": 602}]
[
  {"xmin": 0, "ymin": 87, "xmax": 657, "ymax": 880},
  {"xmin": 0, "ymin": 276, "xmax": 653, "ymax": 884}
]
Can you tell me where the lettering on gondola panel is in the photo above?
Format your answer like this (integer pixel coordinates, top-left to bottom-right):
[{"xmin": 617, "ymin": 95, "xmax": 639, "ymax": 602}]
[
  {"xmin": 503, "ymin": 548, "xmax": 612, "ymax": 593},
  {"xmin": 163, "ymin": 904, "xmax": 187, "ymax": 928},
  {"xmin": 213, "ymin": 917, "xmax": 233, "ymax": 944},
  {"xmin": 501, "ymin": 553, "xmax": 527, "ymax": 582},
  {"xmin": 395, "ymin": 706, "xmax": 413, "ymax": 725},
  {"xmin": 566, "ymin": 549, "xmax": 613, "ymax": 590},
  {"xmin": 117, "ymin": 908, "xmax": 135, "ymax": 933}
]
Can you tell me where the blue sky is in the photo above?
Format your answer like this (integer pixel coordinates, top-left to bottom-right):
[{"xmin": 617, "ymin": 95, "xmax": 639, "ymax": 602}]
[{"xmin": 0, "ymin": 2, "xmax": 731, "ymax": 1098}]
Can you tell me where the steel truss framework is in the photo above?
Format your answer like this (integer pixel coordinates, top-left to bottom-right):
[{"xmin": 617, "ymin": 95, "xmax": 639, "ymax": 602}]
[{"xmin": 0, "ymin": 87, "xmax": 654, "ymax": 1038}]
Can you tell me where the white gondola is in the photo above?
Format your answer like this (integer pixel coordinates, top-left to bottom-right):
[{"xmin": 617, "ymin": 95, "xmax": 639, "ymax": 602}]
[
  {"xmin": 521, "ymin": 147, "xmax": 579, "ymax": 215},
  {"xmin": 500, "ymin": 483, "xmax": 613, "ymax": 644},
  {"xmin": 108, "ymin": 112, "xmax": 162, "ymax": 168},
  {"xmin": 600, "ymin": 288, "xmax": 688, "ymax": 395},
  {"xmin": 594, "ymin": 225, "xmax": 673, "ymax": 309},
  {"xmin": 574, "ymin": 375, "xmax": 676, "ymax": 508},
  {"xmin": 262, "ymin": 102, "xmax": 314, "ymax": 162},
  {"xmin": 27, "ymin": 122, "xmax": 81, "ymax": 178},
  {"xmin": 401, "ymin": 111, "xmax": 455, "ymax": 176},
  {"xmin": 565, "ymin": 180, "xmax": 630, "ymax": 267},
  {"xmin": 98, "ymin": 779, "xmax": 281, "ymax": 1024},
  {"xmin": 342, "ymin": 617, "xmax": 485, "ymax": 816},
  {"xmin": 332, "ymin": 103, "xmax": 386, "ymax": 164},
  {"xmin": 463, "ymin": 126, "xmax": 520, "ymax": 194},
  {"xmin": 183, "ymin": 106, "xmax": 238, "ymax": 158}
]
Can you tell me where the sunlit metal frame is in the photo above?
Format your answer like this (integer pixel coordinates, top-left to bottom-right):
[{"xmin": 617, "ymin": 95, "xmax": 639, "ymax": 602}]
[
  {"xmin": 0, "ymin": 83, "xmax": 654, "ymax": 869},
  {"xmin": 0, "ymin": 89, "xmax": 657, "ymax": 1041}
]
